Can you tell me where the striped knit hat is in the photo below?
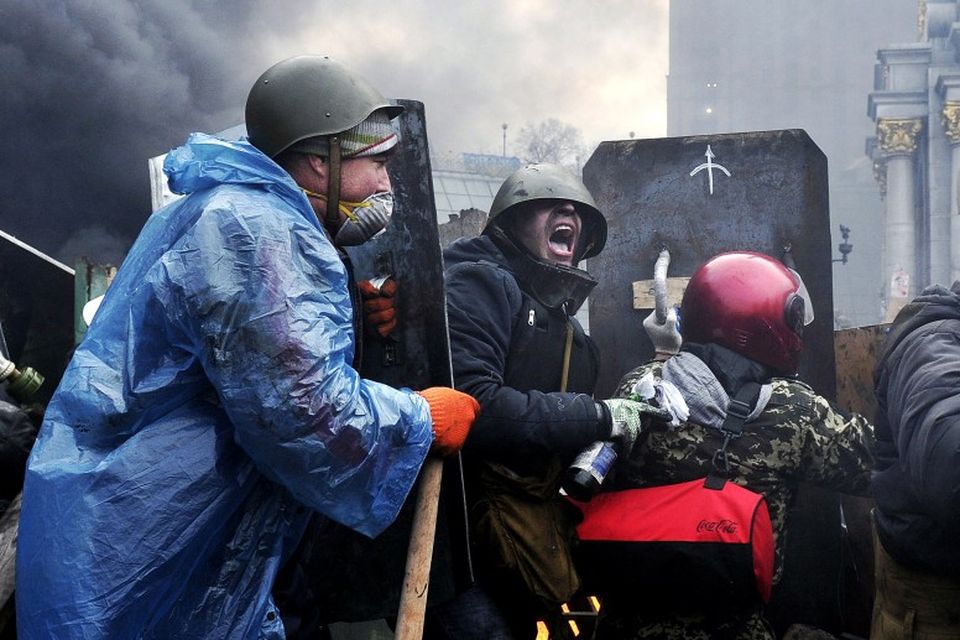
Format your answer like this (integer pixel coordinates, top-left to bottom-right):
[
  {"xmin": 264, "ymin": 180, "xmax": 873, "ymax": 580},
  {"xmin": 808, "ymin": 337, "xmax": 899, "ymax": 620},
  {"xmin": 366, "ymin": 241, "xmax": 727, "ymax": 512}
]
[{"xmin": 289, "ymin": 109, "xmax": 398, "ymax": 158}]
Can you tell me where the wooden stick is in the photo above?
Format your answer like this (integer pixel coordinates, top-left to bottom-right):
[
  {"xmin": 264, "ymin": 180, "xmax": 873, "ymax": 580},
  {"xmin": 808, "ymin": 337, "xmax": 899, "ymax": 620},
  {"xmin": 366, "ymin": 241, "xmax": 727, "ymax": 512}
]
[{"xmin": 394, "ymin": 457, "xmax": 444, "ymax": 640}]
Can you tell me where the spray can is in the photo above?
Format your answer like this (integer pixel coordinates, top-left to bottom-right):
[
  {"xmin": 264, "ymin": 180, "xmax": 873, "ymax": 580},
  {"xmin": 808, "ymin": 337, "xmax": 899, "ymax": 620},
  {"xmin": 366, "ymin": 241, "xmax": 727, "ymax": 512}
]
[{"xmin": 562, "ymin": 440, "xmax": 617, "ymax": 501}]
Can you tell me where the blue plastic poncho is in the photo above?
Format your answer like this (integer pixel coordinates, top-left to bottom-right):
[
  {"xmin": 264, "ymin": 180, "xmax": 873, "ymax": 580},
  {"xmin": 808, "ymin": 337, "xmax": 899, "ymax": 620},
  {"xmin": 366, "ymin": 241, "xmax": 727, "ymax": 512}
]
[{"xmin": 16, "ymin": 134, "xmax": 433, "ymax": 639}]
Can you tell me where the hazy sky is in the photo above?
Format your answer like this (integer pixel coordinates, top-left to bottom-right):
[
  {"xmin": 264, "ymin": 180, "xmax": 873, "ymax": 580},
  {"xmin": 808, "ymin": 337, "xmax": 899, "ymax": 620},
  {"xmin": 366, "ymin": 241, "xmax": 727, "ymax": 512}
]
[{"xmin": 0, "ymin": 0, "xmax": 669, "ymax": 263}]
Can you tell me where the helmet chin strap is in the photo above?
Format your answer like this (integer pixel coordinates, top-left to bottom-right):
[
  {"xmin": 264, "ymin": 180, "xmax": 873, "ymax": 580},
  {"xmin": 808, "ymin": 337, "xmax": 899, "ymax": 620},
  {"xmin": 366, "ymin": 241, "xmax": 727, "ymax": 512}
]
[
  {"xmin": 325, "ymin": 135, "xmax": 342, "ymax": 232},
  {"xmin": 489, "ymin": 225, "xmax": 598, "ymax": 314}
]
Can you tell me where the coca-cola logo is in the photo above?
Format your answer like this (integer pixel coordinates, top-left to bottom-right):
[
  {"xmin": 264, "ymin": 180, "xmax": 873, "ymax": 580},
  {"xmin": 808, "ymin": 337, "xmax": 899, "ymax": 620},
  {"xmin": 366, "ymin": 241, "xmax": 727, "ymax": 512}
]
[{"xmin": 696, "ymin": 519, "xmax": 738, "ymax": 534}]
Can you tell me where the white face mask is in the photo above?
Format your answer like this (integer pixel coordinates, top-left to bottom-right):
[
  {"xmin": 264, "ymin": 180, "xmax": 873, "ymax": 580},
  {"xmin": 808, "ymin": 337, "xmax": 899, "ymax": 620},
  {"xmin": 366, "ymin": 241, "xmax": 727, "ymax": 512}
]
[
  {"xmin": 301, "ymin": 189, "xmax": 394, "ymax": 247},
  {"xmin": 334, "ymin": 191, "xmax": 394, "ymax": 246}
]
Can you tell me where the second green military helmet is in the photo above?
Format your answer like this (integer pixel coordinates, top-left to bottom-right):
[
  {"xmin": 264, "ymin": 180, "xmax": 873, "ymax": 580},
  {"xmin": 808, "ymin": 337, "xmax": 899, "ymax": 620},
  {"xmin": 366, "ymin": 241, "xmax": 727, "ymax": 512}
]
[
  {"xmin": 485, "ymin": 163, "xmax": 608, "ymax": 260},
  {"xmin": 245, "ymin": 55, "xmax": 403, "ymax": 158}
]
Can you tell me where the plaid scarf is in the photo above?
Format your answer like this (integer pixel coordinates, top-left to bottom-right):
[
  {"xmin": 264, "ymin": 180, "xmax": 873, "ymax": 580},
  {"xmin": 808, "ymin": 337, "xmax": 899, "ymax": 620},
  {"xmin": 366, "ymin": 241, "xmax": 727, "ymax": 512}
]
[{"xmin": 662, "ymin": 349, "xmax": 772, "ymax": 431}]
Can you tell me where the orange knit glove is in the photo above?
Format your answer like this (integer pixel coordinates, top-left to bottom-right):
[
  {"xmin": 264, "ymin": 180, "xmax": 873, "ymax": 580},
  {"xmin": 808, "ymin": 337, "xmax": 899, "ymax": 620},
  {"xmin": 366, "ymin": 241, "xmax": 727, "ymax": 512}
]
[
  {"xmin": 417, "ymin": 387, "xmax": 480, "ymax": 456},
  {"xmin": 358, "ymin": 278, "xmax": 398, "ymax": 338}
]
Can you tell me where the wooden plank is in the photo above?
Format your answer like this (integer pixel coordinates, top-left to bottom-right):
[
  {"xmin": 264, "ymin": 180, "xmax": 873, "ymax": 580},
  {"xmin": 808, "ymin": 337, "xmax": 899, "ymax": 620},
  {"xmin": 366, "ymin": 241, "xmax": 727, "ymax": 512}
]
[
  {"xmin": 832, "ymin": 323, "xmax": 889, "ymax": 635},
  {"xmin": 631, "ymin": 277, "xmax": 690, "ymax": 310}
]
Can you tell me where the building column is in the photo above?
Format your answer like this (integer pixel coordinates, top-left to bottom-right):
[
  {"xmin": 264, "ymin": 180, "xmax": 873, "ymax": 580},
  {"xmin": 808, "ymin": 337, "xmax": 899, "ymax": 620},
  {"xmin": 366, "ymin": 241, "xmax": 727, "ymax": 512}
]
[
  {"xmin": 877, "ymin": 118, "xmax": 923, "ymax": 321},
  {"xmin": 943, "ymin": 101, "xmax": 960, "ymax": 283}
]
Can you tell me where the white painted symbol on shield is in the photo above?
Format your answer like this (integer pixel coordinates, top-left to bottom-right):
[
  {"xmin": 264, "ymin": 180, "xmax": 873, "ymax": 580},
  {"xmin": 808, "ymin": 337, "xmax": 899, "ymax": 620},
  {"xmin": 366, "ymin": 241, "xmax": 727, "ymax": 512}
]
[{"xmin": 689, "ymin": 145, "xmax": 731, "ymax": 195}]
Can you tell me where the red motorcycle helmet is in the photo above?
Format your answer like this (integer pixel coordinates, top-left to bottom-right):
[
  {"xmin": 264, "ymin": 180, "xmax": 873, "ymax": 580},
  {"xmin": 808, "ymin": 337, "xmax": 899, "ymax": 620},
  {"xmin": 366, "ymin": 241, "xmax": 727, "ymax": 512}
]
[{"xmin": 680, "ymin": 251, "xmax": 814, "ymax": 375}]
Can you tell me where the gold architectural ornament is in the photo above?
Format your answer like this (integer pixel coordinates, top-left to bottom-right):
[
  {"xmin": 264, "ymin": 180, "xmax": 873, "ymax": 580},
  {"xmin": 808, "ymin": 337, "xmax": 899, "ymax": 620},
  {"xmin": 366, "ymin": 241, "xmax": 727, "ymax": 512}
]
[
  {"xmin": 918, "ymin": 0, "xmax": 927, "ymax": 41},
  {"xmin": 873, "ymin": 159, "xmax": 888, "ymax": 199},
  {"xmin": 877, "ymin": 118, "xmax": 924, "ymax": 155},
  {"xmin": 943, "ymin": 102, "xmax": 960, "ymax": 144}
]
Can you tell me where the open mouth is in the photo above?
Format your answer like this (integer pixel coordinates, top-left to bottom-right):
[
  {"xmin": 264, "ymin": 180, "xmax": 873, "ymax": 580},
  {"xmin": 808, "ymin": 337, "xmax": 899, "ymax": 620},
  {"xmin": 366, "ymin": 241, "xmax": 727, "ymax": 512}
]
[{"xmin": 548, "ymin": 223, "xmax": 577, "ymax": 260}]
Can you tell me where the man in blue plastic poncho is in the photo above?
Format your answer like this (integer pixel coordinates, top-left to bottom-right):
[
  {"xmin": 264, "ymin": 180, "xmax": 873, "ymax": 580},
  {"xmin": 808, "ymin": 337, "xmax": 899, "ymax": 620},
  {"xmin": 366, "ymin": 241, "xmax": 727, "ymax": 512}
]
[{"xmin": 15, "ymin": 55, "xmax": 479, "ymax": 640}]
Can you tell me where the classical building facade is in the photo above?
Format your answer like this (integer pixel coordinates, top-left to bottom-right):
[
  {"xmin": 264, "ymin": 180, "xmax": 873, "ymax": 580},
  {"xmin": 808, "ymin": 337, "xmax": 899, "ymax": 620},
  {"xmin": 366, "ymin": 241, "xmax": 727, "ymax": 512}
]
[{"xmin": 868, "ymin": 0, "xmax": 960, "ymax": 319}]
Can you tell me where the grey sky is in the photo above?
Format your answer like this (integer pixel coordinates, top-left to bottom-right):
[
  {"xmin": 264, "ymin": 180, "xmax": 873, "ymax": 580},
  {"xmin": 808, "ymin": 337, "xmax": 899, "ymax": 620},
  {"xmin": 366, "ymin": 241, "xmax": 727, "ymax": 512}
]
[
  {"xmin": 0, "ymin": 0, "xmax": 668, "ymax": 263},
  {"xmin": 281, "ymin": 1, "xmax": 670, "ymax": 156}
]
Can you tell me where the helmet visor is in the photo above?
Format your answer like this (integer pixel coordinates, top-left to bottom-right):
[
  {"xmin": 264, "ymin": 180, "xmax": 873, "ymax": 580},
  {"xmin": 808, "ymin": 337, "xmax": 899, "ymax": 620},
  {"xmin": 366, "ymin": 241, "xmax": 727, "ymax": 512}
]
[{"xmin": 788, "ymin": 268, "xmax": 815, "ymax": 326}]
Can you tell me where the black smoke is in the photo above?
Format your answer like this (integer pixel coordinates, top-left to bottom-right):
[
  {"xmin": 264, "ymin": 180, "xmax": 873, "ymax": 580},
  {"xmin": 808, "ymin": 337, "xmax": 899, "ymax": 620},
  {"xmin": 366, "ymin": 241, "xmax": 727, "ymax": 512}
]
[{"xmin": 0, "ymin": 0, "xmax": 310, "ymax": 265}]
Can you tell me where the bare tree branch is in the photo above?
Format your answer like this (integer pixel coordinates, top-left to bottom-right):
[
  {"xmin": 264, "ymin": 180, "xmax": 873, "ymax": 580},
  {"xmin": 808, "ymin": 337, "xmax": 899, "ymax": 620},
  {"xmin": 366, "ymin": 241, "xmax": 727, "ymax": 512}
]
[{"xmin": 516, "ymin": 118, "xmax": 586, "ymax": 173}]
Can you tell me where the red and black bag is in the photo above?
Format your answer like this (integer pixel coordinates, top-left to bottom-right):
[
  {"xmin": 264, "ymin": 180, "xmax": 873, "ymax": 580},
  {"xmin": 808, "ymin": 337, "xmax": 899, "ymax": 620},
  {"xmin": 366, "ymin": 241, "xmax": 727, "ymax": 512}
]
[{"xmin": 571, "ymin": 382, "xmax": 775, "ymax": 612}]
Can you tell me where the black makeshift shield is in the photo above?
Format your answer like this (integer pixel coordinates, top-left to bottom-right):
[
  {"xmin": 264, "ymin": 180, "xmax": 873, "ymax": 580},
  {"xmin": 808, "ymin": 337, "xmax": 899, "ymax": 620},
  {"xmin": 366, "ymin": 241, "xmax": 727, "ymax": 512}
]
[
  {"xmin": 280, "ymin": 100, "xmax": 467, "ymax": 628},
  {"xmin": 583, "ymin": 129, "xmax": 846, "ymax": 636},
  {"xmin": 584, "ymin": 129, "xmax": 835, "ymax": 400}
]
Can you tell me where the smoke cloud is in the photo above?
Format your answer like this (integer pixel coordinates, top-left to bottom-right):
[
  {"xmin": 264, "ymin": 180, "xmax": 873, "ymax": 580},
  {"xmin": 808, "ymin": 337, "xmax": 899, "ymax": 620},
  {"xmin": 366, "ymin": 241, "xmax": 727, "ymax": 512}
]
[{"xmin": 0, "ymin": 0, "xmax": 668, "ymax": 264}]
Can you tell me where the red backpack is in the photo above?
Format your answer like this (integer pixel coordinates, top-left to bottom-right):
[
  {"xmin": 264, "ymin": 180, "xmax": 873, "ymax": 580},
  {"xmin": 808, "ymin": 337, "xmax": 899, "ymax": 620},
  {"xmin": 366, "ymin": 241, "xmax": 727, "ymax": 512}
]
[{"xmin": 571, "ymin": 382, "xmax": 775, "ymax": 612}]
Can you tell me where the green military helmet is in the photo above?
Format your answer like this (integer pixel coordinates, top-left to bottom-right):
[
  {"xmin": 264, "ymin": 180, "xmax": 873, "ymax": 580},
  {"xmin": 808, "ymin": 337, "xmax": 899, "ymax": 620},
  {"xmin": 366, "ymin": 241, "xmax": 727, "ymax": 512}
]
[
  {"xmin": 485, "ymin": 163, "xmax": 608, "ymax": 260},
  {"xmin": 245, "ymin": 55, "xmax": 404, "ymax": 158}
]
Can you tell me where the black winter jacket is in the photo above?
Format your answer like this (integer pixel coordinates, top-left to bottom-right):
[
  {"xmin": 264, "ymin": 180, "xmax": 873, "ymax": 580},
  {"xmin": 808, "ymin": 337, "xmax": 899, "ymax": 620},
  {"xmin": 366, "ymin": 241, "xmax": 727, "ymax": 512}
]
[
  {"xmin": 444, "ymin": 234, "xmax": 607, "ymax": 471},
  {"xmin": 874, "ymin": 282, "xmax": 960, "ymax": 577}
]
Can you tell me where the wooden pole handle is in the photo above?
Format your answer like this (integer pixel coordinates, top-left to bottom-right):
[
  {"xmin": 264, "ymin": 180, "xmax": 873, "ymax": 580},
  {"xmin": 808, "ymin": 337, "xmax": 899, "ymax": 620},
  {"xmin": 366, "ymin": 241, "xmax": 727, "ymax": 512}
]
[{"xmin": 394, "ymin": 457, "xmax": 444, "ymax": 640}]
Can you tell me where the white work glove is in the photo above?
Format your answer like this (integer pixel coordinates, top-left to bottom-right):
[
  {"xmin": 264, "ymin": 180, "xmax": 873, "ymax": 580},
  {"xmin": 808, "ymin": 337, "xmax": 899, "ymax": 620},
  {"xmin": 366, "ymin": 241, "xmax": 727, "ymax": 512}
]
[
  {"xmin": 643, "ymin": 307, "xmax": 682, "ymax": 359},
  {"xmin": 601, "ymin": 398, "xmax": 670, "ymax": 458}
]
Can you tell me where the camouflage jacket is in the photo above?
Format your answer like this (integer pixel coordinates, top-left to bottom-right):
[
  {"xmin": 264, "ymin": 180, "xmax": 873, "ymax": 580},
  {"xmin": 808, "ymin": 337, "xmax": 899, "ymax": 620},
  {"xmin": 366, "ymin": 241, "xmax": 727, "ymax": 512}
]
[
  {"xmin": 596, "ymin": 356, "xmax": 873, "ymax": 640},
  {"xmin": 612, "ymin": 359, "xmax": 873, "ymax": 583}
]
